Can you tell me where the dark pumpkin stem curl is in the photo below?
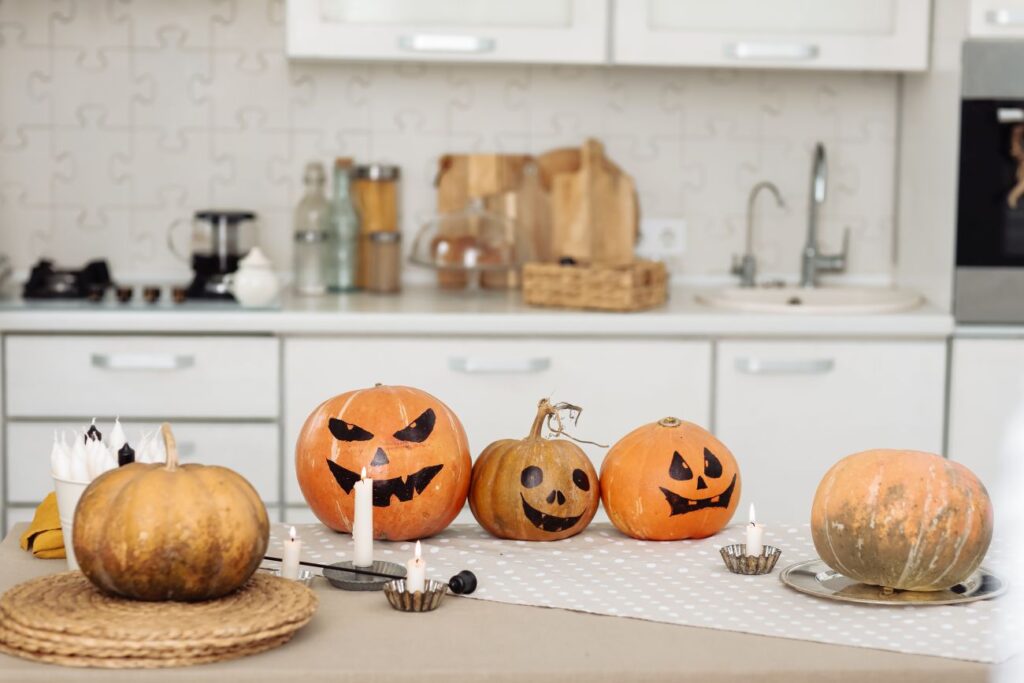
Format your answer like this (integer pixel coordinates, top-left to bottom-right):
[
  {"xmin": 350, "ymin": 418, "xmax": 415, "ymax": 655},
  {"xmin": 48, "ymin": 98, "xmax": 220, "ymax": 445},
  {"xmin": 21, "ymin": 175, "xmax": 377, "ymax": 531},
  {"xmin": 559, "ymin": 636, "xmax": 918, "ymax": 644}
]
[{"xmin": 539, "ymin": 400, "xmax": 608, "ymax": 448}]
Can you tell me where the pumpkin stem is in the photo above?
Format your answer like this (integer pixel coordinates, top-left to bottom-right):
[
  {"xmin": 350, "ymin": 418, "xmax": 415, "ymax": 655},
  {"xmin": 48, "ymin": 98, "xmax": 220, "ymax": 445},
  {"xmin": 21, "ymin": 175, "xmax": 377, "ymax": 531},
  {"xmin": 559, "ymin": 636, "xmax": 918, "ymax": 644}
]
[
  {"xmin": 160, "ymin": 423, "xmax": 179, "ymax": 471},
  {"xmin": 528, "ymin": 399, "xmax": 558, "ymax": 438}
]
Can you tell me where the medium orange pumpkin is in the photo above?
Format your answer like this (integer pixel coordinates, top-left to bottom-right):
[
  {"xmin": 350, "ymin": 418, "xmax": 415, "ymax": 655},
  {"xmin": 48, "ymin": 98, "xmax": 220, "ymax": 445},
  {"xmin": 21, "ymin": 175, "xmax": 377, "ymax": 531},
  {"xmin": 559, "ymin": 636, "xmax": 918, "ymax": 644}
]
[
  {"xmin": 811, "ymin": 449, "xmax": 993, "ymax": 591},
  {"xmin": 470, "ymin": 399, "xmax": 600, "ymax": 541},
  {"xmin": 295, "ymin": 384, "xmax": 471, "ymax": 541},
  {"xmin": 73, "ymin": 424, "xmax": 269, "ymax": 602},
  {"xmin": 600, "ymin": 417, "xmax": 741, "ymax": 540}
]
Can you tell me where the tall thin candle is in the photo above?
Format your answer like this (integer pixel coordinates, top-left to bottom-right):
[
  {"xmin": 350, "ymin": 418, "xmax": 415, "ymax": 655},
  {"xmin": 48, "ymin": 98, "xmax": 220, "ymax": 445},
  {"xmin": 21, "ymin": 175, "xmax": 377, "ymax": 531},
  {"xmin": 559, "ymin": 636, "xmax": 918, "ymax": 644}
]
[{"xmin": 353, "ymin": 467, "xmax": 374, "ymax": 567}]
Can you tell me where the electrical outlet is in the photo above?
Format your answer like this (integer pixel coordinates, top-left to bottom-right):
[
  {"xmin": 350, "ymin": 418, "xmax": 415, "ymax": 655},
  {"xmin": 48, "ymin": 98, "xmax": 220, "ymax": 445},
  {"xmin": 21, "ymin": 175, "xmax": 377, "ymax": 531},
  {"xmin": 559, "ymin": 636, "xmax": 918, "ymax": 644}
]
[{"xmin": 637, "ymin": 217, "xmax": 686, "ymax": 258}]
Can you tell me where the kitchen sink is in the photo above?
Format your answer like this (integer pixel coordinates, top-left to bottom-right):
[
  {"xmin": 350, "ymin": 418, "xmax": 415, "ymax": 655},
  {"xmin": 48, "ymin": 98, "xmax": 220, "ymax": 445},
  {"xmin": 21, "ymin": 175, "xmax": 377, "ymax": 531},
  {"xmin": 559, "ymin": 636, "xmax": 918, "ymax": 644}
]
[{"xmin": 697, "ymin": 286, "xmax": 922, "ymax": 314}]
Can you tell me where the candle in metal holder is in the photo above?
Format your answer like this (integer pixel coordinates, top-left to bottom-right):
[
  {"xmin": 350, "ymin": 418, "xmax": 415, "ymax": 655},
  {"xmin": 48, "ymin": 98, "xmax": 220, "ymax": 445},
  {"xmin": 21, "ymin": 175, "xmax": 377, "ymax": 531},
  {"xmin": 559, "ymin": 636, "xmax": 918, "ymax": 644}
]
[
  {"xmin": 259, "ymin": 567, "xmax": 315, "ymax": 587},
  {"xmin": 383, "ymin": 578, "xmax": 447, "ymax": 613},
  {"xmin": 720, "ymin": 544, "xmax": 782, "ymax": 575}
]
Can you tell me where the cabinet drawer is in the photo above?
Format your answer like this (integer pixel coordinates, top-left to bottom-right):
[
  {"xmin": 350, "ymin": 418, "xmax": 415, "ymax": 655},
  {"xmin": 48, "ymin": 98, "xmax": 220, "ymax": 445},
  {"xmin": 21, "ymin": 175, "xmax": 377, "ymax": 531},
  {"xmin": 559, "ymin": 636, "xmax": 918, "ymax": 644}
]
[
  {"xmin": 284, "ymin": 337, "xmax": 712, "ymax": 503},
  {"xmin": 970, "ymin": 0, "xmax": 1024, "ymax": 36},
  {"xmin": 715, "ymin": 340, "xmax": 946, "ymax": 522},
  {"xmin": 6, "ymin": 421, "xmax": 280, "ymax": 504},
  {"xmin": 5, "ymin": 336, "xmax": 279, "ymax": 419}
]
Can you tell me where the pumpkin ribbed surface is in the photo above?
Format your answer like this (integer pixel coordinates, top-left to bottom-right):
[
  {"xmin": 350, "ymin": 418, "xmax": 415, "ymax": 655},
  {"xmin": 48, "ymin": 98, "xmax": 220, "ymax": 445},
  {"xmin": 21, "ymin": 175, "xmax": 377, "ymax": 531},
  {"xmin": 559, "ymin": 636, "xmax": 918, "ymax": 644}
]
[
  {"xmin": 470, "ymin": 400, "xmax": 600, "ymax": 541},
  {"xmin": 73, "ymin": 425, "xmax": 269, "ymax": 602},
  {"xmin": 600, "ymin": 417, "xmax": 741, "ymax": 541},
  {"xmin": 811, "ymin": 449, "xmax": 993, "ymax": 591},
  {"xmin": 296, "ymin": 384, "xmax": 471, "ymax": 541}
]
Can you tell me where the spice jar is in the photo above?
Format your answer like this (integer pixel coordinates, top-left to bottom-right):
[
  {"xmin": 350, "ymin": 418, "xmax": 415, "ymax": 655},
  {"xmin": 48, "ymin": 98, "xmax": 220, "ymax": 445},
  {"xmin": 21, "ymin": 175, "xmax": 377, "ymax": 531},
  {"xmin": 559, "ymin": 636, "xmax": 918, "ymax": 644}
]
[
  {"xmin": 364, "ymin": 231, "xmax": 401, "ymax": 293},
  {"xmin": 352, "ymin": 164, "xmax": 400, "ymax": 288}
]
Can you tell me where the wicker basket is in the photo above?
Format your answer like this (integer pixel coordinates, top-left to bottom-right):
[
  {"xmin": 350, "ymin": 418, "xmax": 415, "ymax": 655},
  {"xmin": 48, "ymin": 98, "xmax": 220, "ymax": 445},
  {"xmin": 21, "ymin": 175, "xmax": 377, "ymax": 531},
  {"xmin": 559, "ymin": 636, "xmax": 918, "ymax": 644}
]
[{"xmin": 522, "ymin": 260, "xmax": 668, "ymax": 312}]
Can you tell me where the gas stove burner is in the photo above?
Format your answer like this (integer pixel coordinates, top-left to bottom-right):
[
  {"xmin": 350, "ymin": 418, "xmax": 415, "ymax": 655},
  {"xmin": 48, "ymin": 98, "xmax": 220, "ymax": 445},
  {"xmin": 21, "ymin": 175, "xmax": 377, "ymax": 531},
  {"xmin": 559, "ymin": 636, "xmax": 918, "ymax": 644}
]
[{"xmin": 23, "ymin": 259, "xmax": 112, "ymax": 299}]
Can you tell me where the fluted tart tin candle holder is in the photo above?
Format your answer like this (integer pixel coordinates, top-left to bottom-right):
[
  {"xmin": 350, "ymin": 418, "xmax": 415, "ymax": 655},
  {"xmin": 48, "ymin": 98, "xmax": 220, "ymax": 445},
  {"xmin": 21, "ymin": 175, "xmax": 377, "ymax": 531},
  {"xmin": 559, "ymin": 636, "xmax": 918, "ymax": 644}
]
[
  {"xmin": 383, "ymin": 579, "xmax": 448, "ymax": 613},
  {"xmin": 720, "ymin": 544, "xmax": 782, "ymax": 575}
]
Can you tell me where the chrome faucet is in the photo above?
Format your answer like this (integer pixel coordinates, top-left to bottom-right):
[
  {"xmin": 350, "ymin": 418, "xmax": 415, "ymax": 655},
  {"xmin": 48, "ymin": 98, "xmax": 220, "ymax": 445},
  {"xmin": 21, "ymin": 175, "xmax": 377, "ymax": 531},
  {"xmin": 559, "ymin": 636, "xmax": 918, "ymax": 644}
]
[
  {"xmin": 732, "ymin": 181, "xmax": 785, "ymax": 287},
  {"xmin": 800, "ymin": 142, "xmax": 849, "ymax": 288}
]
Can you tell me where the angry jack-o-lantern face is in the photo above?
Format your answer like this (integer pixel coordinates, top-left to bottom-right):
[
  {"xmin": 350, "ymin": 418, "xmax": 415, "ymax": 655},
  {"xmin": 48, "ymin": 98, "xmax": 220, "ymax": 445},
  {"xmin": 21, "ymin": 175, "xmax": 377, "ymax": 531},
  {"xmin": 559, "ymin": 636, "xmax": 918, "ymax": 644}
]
[
  {"xmin": 470, "ymin": 399, "xmax": 601, "ymax": 542},
  {"xmin": 295, "ymin": 385, "xmax": 471, "ymax": 541},
  {"xmin": 600, "ymin": 417, "xmax": 741, "ymax": 541}
]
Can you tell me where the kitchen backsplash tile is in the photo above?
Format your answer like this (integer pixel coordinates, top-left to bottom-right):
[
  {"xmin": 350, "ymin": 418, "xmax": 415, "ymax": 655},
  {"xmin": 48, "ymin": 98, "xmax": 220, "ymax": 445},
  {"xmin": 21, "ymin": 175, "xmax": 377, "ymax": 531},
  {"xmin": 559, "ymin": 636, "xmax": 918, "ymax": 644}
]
[{"xmin": 0, "ymin": 0, "xmax": 898, "ymax": 284}]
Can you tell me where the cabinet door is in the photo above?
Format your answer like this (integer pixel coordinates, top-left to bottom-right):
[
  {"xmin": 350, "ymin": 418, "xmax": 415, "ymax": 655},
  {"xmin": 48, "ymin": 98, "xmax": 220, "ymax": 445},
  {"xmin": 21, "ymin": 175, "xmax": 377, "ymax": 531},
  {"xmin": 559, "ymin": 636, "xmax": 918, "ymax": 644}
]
[
  {"xmin": 287, "ymin": 0, "xmax": 609, "ymax": 64},
  {"xmin": 614, "ymin": 0, "xmax": 931, "ymax": 71},
  {"xmin": 715, "ymin": 340, "xmax": 946, "ymax": 522},
  {"xmin": 284, "ymin": 337, "xmax": 712, "ymax": 503},
  {"xmin": 948, "ymin": 338, "xmax": 1024, "ymax": 521},
  {"xmin": 970, "ymin": 0, "xmax": 1024, "ymax": 36}
]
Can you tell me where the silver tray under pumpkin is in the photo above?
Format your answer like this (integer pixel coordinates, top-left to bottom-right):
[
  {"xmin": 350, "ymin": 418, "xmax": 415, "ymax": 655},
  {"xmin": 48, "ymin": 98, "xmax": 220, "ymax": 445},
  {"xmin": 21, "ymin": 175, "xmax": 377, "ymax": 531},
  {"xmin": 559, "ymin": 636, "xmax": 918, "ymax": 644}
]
[{"xmin": 780, "ymin": 559, "xmax": 1007, "ymax": 606}]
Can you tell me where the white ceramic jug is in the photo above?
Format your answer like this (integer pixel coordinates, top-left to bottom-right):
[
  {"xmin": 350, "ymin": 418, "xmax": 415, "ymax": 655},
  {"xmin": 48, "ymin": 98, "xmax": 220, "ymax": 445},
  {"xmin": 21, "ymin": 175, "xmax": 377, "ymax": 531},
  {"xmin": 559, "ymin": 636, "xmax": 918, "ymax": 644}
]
[{"xmin": 227, "ymin": 247, "xmax": 280, "ymax": 307}]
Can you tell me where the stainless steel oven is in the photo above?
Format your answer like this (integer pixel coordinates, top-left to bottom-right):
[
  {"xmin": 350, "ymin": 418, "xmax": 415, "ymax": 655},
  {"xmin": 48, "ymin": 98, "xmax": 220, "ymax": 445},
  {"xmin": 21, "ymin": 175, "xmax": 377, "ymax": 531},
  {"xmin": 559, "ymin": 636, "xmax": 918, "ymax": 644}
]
[{"xmin": 955, "ymin": 41, "xmax": 1024, "ymax": 323}]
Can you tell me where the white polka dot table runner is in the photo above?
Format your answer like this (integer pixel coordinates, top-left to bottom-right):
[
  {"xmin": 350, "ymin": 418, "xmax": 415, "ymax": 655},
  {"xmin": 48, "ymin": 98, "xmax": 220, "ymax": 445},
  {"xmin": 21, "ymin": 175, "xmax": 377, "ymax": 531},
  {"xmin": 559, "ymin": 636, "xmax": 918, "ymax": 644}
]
[{"xmin": 269, "ymin": 523, "xmax": 1018, "ymax": 663}]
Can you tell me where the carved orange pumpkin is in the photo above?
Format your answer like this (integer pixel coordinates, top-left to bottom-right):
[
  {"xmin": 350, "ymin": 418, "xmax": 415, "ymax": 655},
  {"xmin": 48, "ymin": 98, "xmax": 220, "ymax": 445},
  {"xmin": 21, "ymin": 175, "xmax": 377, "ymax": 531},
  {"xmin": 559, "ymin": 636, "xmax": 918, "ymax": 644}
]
[
  {"xmin": 470, "ymin": 399, "xmax": 600, "ymax": 541},
  {"xmin": 73, "ymin": 424, "xmax": 269, "ymax": 601},
  {"xmin": 295, "ymin": 384, "xmax": 471, "ymax": 541},
  {"xmin": 600, "ymin": 417, "xmax": 741, "ymax": 540},
  {"xmin": 811, "ymin": 449, "xmax": 993, "ymax": 591}
]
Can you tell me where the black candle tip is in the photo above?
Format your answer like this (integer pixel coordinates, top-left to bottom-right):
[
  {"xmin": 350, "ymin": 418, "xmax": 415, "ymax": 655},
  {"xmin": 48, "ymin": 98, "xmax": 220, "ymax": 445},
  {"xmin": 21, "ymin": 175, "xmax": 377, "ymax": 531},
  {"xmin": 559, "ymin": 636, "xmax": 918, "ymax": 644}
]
[
  {"xmin": 117, "ymin": 443, "xmax": 136, "ymax": 466},
  {"xmin": 86, "ymin": 425, "xmax": 102, "ymax": 442}
]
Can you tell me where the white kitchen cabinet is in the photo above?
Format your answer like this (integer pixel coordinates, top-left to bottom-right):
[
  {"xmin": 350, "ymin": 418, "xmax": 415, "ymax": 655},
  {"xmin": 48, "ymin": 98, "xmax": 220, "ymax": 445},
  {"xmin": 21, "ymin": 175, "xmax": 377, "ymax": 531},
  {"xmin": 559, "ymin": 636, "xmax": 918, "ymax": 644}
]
[
  {"xmin": 286, "ymin": 0, "xmax": 609, "ymax": 64},
  {"xmin": 6, "ymin": 422, "xmax": 281, "ymax": 504},
  {"xmin": 5, "ymin": 335, "xmax": 279, "ymax": 419},
  {"xmin": 970, "ymin": 0, "xmax": 1024, "ymax": 36},
  {"xmin": 283, "ymin": 337, "xmax": 712, "ymax": 503},
  {"xmin": 715, "ymin": 340, "xmax": 946, "ymax": 522},
  {"xmin": 614, "ymin": 0, "xmax": 931, "ymax": 71},
  {"xmin": 948, "ymin": 338, "xmax": 1024, "ymax": 521}
]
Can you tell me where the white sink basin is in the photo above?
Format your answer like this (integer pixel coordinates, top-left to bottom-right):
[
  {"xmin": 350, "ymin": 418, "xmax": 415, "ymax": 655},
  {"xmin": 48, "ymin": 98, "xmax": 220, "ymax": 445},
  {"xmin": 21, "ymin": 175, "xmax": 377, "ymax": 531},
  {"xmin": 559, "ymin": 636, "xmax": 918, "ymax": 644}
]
[{"xmin": 697, "ymin": 286, "xmax": 922, "ymax": 315}]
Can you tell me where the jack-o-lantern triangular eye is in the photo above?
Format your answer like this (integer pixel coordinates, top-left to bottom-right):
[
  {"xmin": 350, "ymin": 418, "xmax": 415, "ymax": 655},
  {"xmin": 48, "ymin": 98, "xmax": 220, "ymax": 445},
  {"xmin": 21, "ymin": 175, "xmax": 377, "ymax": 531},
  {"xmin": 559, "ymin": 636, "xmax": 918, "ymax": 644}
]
[
  {"xmin": 703, "ymin": 448, "xmax": 723, "ymax": 478},
  {"xmin": 328, "ymin": 418, "xmax": 374, "ymax": 442},
  {"xmin": 669, "ymin": 451, "xmax": 693, "ymax": 481},
  {"xmin": 393, "ymin": 408, "xmax": 436, "ymax": 443}
]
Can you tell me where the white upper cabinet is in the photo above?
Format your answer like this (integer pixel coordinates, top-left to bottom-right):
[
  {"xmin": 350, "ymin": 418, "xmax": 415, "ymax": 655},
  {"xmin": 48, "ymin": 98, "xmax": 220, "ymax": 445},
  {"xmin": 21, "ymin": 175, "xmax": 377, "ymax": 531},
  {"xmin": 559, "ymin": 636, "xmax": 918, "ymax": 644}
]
[
  {"xmin": 613, "ymin": 0, "xmax": 932, "ymax": 71},
  {"xmin": 970, "ymin": 0, "xmax": 1024, "ymax": 36},
  {"xmin": 286, "ymin": 0, "xmax": 610, "ymax": 64}
]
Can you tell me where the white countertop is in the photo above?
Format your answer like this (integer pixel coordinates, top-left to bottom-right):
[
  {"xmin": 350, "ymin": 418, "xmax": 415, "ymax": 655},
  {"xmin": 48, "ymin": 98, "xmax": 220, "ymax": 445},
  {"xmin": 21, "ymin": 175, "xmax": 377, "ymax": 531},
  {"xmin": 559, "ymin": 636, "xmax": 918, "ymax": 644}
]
[{"xmin": 0, "ymin": 287, "xmax": 954, "ymax": 338}]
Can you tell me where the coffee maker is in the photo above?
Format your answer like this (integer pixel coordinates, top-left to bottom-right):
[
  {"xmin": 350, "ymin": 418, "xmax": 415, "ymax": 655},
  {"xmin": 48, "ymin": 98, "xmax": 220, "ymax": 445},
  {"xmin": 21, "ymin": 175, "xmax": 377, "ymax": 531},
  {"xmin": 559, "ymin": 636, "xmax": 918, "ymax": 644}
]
[{"xmin": 168, "ymin": 210, "xmax": 258, "ymax": 299}]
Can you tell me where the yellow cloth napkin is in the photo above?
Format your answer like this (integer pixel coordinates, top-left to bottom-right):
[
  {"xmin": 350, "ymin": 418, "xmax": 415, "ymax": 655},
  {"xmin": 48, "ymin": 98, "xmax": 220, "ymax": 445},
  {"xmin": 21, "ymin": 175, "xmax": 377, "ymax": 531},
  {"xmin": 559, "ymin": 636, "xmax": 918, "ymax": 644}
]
[{"xmin": 19, "ymin": 492, "xmax": 66, "ymax": 559}]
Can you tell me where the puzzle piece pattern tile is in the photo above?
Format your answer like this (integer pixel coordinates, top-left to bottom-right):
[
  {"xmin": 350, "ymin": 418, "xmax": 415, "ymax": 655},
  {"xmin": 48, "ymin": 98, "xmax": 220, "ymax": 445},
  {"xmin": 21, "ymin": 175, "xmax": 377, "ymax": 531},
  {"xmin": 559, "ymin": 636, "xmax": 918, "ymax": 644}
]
[{"xmin": 0, "ymin": 0, "xmax": 898, "ymax": 282}]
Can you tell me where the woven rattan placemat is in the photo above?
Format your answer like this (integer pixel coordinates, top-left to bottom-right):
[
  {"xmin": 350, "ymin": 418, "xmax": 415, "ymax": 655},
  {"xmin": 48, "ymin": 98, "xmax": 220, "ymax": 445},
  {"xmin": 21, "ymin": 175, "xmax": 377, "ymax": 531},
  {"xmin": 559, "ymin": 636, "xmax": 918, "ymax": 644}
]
[{"xmin": 0, "ymin": 572, "xmax": 317, "ymax": 668}]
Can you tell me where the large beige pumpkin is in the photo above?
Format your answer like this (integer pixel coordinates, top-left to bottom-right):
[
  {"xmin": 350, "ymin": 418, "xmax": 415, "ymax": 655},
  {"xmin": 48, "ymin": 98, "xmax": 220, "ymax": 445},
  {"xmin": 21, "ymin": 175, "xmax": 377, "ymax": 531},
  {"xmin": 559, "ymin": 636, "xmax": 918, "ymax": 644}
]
[
  {"xmin": 73, "ymin": 424, "xmax": 270, "ymax": 601},
  {"xmin": 811, "ymin": 449, "xmax": 993, "ymax": 591}
]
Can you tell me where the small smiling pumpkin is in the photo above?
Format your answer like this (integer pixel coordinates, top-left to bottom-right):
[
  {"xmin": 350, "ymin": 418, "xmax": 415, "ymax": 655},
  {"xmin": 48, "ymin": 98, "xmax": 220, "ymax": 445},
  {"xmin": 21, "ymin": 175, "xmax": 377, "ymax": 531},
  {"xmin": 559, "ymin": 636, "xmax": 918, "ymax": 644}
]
[
  {"xmin": 295, "ymin": 384, "xmax": 471, "ymax": 541},
  {"xmin": 600, "ymin": 417, "xmax": 741, "ymax": 540},
  {"xmin": 470, "ymin": 399, "xmax": 600, "ymax": 541}
]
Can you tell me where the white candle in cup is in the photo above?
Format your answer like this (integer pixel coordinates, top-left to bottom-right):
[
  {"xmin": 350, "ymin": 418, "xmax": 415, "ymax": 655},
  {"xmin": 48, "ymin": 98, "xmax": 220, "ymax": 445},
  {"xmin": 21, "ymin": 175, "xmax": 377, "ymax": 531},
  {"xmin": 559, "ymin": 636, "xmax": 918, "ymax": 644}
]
[
  {"xmin": 746, "ymin": 503, "xmax": 764, "ymax": 557},
  {"xmin": 406, "ymin": 541, "xmax": 426, "ymax": 593},
  {"xmin": 282, "ymin": 526, "xmax": 302, "ymax": 580},
  {"xmin": 353, "ymin": 467, "xmax": 374, "ymax": 567}
]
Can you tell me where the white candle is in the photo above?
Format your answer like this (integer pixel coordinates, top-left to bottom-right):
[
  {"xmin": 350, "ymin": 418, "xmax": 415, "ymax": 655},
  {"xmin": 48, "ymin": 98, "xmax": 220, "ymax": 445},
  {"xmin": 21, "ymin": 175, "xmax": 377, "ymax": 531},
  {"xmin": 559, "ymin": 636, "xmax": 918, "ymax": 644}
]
[
  {"xmin": 353, "ymin": 467, "xmax": 374, "ymax": 567},
  {"xmin": 746, "ymin": 503, "xmax": 765, "ymax": 557},
  {"xmin": 406, "ymin": 541, "xmax": 426, "ymax": 593},
  {"xmin": 282, "ymin": 526, "xmax": 302, "ymax": 580}
]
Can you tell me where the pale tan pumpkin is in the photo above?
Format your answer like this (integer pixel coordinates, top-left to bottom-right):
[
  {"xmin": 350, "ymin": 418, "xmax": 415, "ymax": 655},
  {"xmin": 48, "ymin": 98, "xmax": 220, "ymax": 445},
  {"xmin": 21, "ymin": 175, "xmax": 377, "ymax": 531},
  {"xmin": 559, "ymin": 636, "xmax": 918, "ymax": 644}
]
[
  {"xmin": 470, "ymin": 400, "xmax": 599, "ymax": 541},
  {"xmin": 811, "ymin": 449, "xmax": 993, "ymax": 591},
  {"xmin": 73, "ymin": 424, "xmax": 269, "ymax": 602}
]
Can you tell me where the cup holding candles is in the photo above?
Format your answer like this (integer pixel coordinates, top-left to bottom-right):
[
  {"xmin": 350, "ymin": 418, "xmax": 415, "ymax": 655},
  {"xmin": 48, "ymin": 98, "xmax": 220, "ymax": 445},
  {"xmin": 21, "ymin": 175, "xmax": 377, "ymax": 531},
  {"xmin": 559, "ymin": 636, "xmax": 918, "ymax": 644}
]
[{"xmin": 719, "ymin": 502, "xmax": 782, "ymax": 575}]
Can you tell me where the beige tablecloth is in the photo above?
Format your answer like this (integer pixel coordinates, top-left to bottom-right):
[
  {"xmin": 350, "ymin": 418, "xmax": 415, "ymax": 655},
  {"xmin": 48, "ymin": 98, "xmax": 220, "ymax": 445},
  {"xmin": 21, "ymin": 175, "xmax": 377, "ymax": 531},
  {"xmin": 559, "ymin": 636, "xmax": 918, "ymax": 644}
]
[{"xmin": 0, "ymin": 525, "xmax": 998, "ymax": 682}]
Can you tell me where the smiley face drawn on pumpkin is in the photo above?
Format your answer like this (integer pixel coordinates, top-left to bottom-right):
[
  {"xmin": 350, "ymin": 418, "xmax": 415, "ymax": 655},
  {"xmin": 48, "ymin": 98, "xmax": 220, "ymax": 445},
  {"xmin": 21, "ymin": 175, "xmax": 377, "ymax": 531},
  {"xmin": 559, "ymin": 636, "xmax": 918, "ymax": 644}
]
[
  {"xmin": 295, "ymin": 385, "xmax": 472, "ymax": 541},
  {"xmin": 325, "ymin": 408, "xmax": 444, "ymax": 507},
  {"xmin": 518, "ymin": 464, "xmax": 593, "ymax": 532},
  {"xmin": 659, "ymin": 448, "xmax": 738, "ymax": 516}
]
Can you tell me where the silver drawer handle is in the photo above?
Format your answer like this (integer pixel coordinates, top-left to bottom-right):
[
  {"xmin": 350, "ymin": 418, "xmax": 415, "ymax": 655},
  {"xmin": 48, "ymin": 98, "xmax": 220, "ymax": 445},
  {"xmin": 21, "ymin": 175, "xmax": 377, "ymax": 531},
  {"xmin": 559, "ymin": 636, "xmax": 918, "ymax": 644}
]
[
  {"xmin": 398, "ymin": 34, "xmax": 495, "ymax": 54},
  {"xmin": 726, "ymin": 42, "xmax": 818, "ymax": 61},
  {"xmin": 91, "ymin": 353, "xmax": 195, "ymax": 371},
  {"xmin": 998, "ymin": 107, "xmax": 1024, "ymax": 123},
  {"xmin": 449, "ymin": 357, "xmax": 550, "ymax": 374},
  {"xmin": 987, "ymin": 8, "xmax": 1024, "ymax": 25},
  {"xmin": 735, "ymin": 357, "xmax": 834, "ymax": 375}
]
